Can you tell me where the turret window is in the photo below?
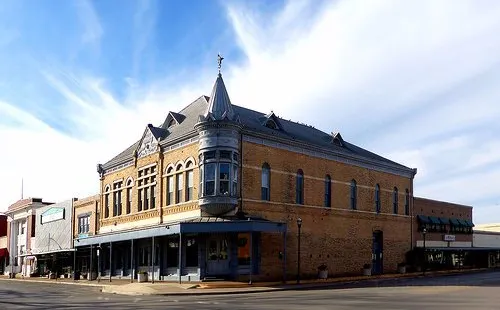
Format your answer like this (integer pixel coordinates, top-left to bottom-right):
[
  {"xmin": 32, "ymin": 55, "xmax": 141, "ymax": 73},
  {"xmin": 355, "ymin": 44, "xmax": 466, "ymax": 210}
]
[
  {"xmin": 199, "ymin": 149, "xmax": 239, "ymax": 198},
  {"xmin": 219, "ymin": 163, "xmax": 230, "ymax": 195},
  {"xmin": 204, "ymin": 163, "xmax": 216, "ymax": 195}
]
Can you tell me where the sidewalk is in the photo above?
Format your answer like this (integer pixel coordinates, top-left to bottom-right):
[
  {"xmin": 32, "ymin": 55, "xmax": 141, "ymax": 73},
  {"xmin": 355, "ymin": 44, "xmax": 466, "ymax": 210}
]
[{"xmin": 0, "ymin": 268, "xmax": 489, "ymax": 296}]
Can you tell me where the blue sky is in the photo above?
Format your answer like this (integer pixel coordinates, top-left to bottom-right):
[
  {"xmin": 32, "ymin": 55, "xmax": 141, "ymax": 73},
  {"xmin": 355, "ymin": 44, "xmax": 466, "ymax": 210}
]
[{"xmin": 1, "ymin": 0, "xmax": 500, "ymax": 224}]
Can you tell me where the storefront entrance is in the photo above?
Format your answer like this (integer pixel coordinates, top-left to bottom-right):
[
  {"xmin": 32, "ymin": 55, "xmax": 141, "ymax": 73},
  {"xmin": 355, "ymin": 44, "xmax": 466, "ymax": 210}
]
[
  {"xmin": 206, "ymin": 235, "xmax": 230, "ymax": 276},
  {"xmin": 372, "ymin": 230, "xmax": 383, "ymax": 275}
]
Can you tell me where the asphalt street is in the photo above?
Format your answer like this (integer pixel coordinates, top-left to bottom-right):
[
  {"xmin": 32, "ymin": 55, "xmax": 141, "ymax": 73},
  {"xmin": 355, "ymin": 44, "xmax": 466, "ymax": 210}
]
[{"xmin": 1, "ymin": 271, "xmax": 500, "ymax": 309}]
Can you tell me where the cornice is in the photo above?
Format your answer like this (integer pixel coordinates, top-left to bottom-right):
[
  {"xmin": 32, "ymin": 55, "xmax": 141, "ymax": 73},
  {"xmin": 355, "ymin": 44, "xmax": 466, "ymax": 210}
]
[{"xmin": 242, "ymin": 130, "xmax": 416, "ymax": 179}]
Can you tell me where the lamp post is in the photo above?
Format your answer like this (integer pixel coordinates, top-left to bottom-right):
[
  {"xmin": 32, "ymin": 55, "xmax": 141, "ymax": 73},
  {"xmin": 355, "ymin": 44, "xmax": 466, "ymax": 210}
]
[
  {"xmin": 422, "ymin": 228, "xmax": 427, "ymax": 276},
  {"xmin": 296, "ymin": 217, "xmax": 302, "ymax": 284}
]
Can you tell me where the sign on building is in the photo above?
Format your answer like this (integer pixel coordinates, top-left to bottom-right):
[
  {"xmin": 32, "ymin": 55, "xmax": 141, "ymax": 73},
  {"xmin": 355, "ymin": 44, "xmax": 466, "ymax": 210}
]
[
  {"xmin": 40, "ymin": 207, "xmax": 65, "ymax": 224},
  {"xmin": 444, "ymin": 234, "xmax": 456, "ymax": 242}
]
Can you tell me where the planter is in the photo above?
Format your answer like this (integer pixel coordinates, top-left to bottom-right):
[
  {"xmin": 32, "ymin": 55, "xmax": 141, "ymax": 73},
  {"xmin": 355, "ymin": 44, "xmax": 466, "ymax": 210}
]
[
  {"xmin": 318, "ymin": 270, "xmax": 328, "ymax": 279},
  {"xmin": 398, "ymin": 266, "xmax": 406, "ymax": 274},
  {"xmin": 137, "ymin": 273, "xmax": 148, "ymax": 283},
  {"xmin": 362, "ymin": 268, "xmax": 372, "ymax": 276}
]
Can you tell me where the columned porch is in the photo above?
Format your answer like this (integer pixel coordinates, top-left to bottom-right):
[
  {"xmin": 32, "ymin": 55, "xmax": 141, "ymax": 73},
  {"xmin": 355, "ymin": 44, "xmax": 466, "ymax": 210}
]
[{"xmin": 74, "ymin": 217, "xmax": 287, "ymax": 282}]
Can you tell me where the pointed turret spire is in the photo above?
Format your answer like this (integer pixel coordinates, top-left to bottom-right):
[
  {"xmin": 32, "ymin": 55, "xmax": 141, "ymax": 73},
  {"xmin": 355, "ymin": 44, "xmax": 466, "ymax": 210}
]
[{"xmin": 204, "ymin": 54, "xmax": 235, "ymax": 121}]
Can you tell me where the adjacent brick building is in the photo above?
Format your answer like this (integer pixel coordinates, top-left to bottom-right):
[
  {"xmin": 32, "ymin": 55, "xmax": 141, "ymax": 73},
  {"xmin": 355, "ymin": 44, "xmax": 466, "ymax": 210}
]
[
  {"xmin": 73, "ymin": 58, "xmax": 419, "ymax": 282},
  {"xmin": 412, "ymin": 197, "xmax": 474, "ymax": 271}
]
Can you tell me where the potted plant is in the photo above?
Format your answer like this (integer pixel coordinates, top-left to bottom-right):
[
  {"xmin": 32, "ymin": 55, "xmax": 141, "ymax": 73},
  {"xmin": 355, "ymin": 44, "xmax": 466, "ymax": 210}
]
[
  {"xmin": 362, "ymin": 263, "xmax": 372, "ymax": 276},
  {"xmin": 137, "ymin": 271, "xmax": 148, "ymax": 283},
  {"xmin": 317, "ymin": 264, "xmax": 328, "ymax": 279},
  {"xmin": 397, "ymin": 262, "xmax": 406, "ymax": 274}
]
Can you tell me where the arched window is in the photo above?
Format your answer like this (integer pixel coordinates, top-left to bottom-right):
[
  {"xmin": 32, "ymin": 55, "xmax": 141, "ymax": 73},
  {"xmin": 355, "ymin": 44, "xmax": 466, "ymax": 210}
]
[
  {"xmin": 265, "ymin": 119, "xmax": 277, "ymax": 129},
  {"xmin": 185, "ymin": 161, "xmax": 194, "ymax": 201},
  {"xmin": 104, "ymin": 185, "xmax": 110, "ymax": 218},
  {"xmin": 296, "ymin": 169, "xmax": 304, "ymax": 205},
  {"xmin": 393, "ymin": 187, "xmax": 399, "ymax": 214},
  {"xmin": 350, "ymin": 179, "xmax": 357, "ymax": 210},
  {"xmin": 126, "ymin": 179, "xmax": 133, "ymax": 214},
  {"xmin": 166, "ymin": 166, "xmax": 174, "ymax": 205},
  {"xmin": 324, "ymin": 175, "xmax": 331, "ymax": 208},
  {"xmin": 405, "ymin": 188, "xmax": 410, "ymax": 215},
  {"xmin": 112, "ymin": 181, "xmax": 123, "ymax": 217},
  {"xmin": 375, "ymin": 184, "xmax": 381, "ymax": 213},
  {"xmin": 261, "ymin": 163, "xmax": 271, "ymax": 200},
  {"xmin": 176, "ymin": 164, "xmax": 184, "ymax": 204}
]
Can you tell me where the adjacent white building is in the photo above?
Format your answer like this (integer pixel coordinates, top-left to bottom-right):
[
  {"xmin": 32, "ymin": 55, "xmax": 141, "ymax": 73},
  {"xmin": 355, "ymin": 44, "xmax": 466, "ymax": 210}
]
[{"xmin": 5, "ymin": 198, "xmax": 53, "ymax": 277}]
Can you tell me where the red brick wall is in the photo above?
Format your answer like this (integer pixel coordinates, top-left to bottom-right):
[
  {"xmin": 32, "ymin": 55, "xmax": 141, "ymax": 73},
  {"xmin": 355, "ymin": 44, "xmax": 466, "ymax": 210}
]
[{"xmin": 413, "ymin": 197, "xmax": 473, "ymax": 244}]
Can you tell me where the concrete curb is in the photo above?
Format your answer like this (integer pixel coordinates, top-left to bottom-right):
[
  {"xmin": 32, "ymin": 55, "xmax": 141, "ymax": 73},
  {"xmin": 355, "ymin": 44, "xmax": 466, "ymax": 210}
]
[
  {"xmin": 1, "ymin": 269, "xmax": 490, "ymax": 296},
  {"xmin": 0, "ymin": 277, "xmax": 105, "ymax": 287},
  {"xmin": 102, "ymin": 269, "xmax": 491, "ymax": 296}
]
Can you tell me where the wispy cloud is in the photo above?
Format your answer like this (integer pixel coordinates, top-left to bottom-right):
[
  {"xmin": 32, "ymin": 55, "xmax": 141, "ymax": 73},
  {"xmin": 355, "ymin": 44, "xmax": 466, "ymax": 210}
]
[
  {"xmin": 132, "ymin": 0, "xmax": 158, "ymax": 77},
  {"xmin": 75, "ymin": 0, "xmax": 103, "ymax": 48}
]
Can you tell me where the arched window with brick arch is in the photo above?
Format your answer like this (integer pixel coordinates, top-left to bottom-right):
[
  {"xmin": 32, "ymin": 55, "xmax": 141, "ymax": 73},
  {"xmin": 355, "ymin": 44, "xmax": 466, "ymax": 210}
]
[
  {"xmin": 185, "ymin": 161, "xmax": 194, "ymax": 201},
  {"xmin": 104, "ymin": 185, "xmax": 110, "ymax": 218},
  {"xmin": 324, "ymin": 175, "xmax": 331, "ymax": 208},
  {"xmin": 375, "ymin": 184, "xmax": 381, "ymax": 213},
  {"xmin": 350, "ymin": 179, "xmax": 357, "ymax": 210},
  {"xmin": 393, "ymin": 187, "xmax": 399, "ymax": 214},
  {"xmin": 261, "ymin": 163, "xmax": 271, "ymax": 201},
  {"xmin": 166, "ymin": 166, "xmax": 175, "ymax": 206},
  {"xmin": 176, "ymin": 163, "xmax": 184, "ymax": 204},
  {"xmin": 296, "ymin": 169, "xmax": 304, "ymax": 205},
  {"xmin": 405, "ymin": 188, "xmax": 410, "ymax": 215}
]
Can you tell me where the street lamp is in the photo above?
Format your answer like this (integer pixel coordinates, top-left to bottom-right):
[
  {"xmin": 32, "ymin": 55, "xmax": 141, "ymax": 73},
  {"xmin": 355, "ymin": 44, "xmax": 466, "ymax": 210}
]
[
  {"xmin": 297, "ymin": 217, "xmax": 302, "ymax": 284},
  {"xmin": 422, "ymin": 228, "xmax": 427, "ymax": 276}
]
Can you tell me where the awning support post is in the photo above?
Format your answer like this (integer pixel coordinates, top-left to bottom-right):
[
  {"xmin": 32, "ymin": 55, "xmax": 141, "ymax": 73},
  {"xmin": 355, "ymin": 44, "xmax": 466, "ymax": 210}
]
[{"xmin": 178, "ymin": 233, "xmax": 182, "ymax": 284}]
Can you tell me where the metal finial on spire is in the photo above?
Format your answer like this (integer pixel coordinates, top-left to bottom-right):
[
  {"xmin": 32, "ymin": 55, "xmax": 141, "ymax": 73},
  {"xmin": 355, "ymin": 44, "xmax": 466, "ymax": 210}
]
[{"xmin": 217, "ymin": 53, "xmax": 224, "ymax": 74}]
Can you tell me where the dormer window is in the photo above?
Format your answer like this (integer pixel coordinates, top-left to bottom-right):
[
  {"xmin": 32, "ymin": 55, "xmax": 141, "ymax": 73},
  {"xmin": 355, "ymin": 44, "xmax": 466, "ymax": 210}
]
[
  {"xmin": 168, "ymin": 118, "xmax": 176, "ymax": 128},
  {"xmin": 261, "ymin": 111, "xmax": 282, "ymax": 131},
  {"xmin": 265, "ymin": 119, "xmax": 278, "ymax": 130}
]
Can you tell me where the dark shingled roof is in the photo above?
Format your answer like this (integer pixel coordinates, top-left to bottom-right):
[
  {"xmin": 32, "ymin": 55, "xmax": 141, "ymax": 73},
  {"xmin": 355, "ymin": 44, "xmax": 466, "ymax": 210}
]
[{"xmin": 102, "ymin": 95, "xmax": 412, "ymax": 173}]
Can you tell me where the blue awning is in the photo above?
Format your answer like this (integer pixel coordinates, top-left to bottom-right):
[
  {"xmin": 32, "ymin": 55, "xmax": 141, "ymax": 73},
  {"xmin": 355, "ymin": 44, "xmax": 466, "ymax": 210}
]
[
  {"xmin": 428, "ymin": 216, "xmax": 441, "ymax": 225},
  {"xmin": 74, "ymin": 217, "xmax": 286, "ymax": 247},
  {"xmin": 439, "ymin": 217, "xmax": 450, "ymax": 225},
  {"xmin": 417, "ymin": 215, "xmax": 430, "ymax": 224}
]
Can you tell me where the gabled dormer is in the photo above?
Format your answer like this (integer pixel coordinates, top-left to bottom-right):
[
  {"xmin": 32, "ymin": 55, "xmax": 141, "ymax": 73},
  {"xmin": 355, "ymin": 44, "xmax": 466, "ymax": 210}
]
[
  {"xmin": 135, "ymin": 124, "xmax": 163, "ymax": 158},
  {"xmin": 261, "ymin": 111, "xmax": 283, "ymax": 130},
  {"xmin": 161, "ymin": 111, "xmax": 186, "ymax": 130},
  {"xmin": 331, "ymin": 131, "xmax": 344, "ymax": 147}
]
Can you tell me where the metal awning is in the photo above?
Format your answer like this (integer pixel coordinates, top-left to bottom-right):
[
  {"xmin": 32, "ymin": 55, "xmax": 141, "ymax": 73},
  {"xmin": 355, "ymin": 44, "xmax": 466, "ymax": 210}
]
[
  {"xmin": 74, "ymin": 217, "xmax": 287, "ymax": 247},
  {"xmin": 31, "ymin": 249, "xmax": 76, "ymax": 256},
  {"xmin": 464, "ymin": 219, "xmax": 475, "ymax": 227},
  {"xmin": 417, "ymin": 215, "xmax": 430, "ymax": 224},
  {"xmin": 428, "ymin": 216, "xmax": 441, "ymax": 225},
  {"xmin": 439, "ymin": 217, "xmax": 450, "ymax": 225}
]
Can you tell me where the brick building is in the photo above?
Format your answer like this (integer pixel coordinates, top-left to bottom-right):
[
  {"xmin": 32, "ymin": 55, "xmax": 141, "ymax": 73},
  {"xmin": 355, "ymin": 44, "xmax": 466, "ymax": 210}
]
[
  {"xmin": 412, "ymin": 197, "xmax": 474, "ymax": 271},
  {"xmin": 73, "ymin": 58, "xmax": 418, "ymax": 282}
]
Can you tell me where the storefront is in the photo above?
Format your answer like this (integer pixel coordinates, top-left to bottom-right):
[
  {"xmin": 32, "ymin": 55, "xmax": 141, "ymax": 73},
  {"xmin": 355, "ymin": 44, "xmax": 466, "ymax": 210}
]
[{"xmin": 74, "ymin": 217, "xmax": 286, "ymax": 282}]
